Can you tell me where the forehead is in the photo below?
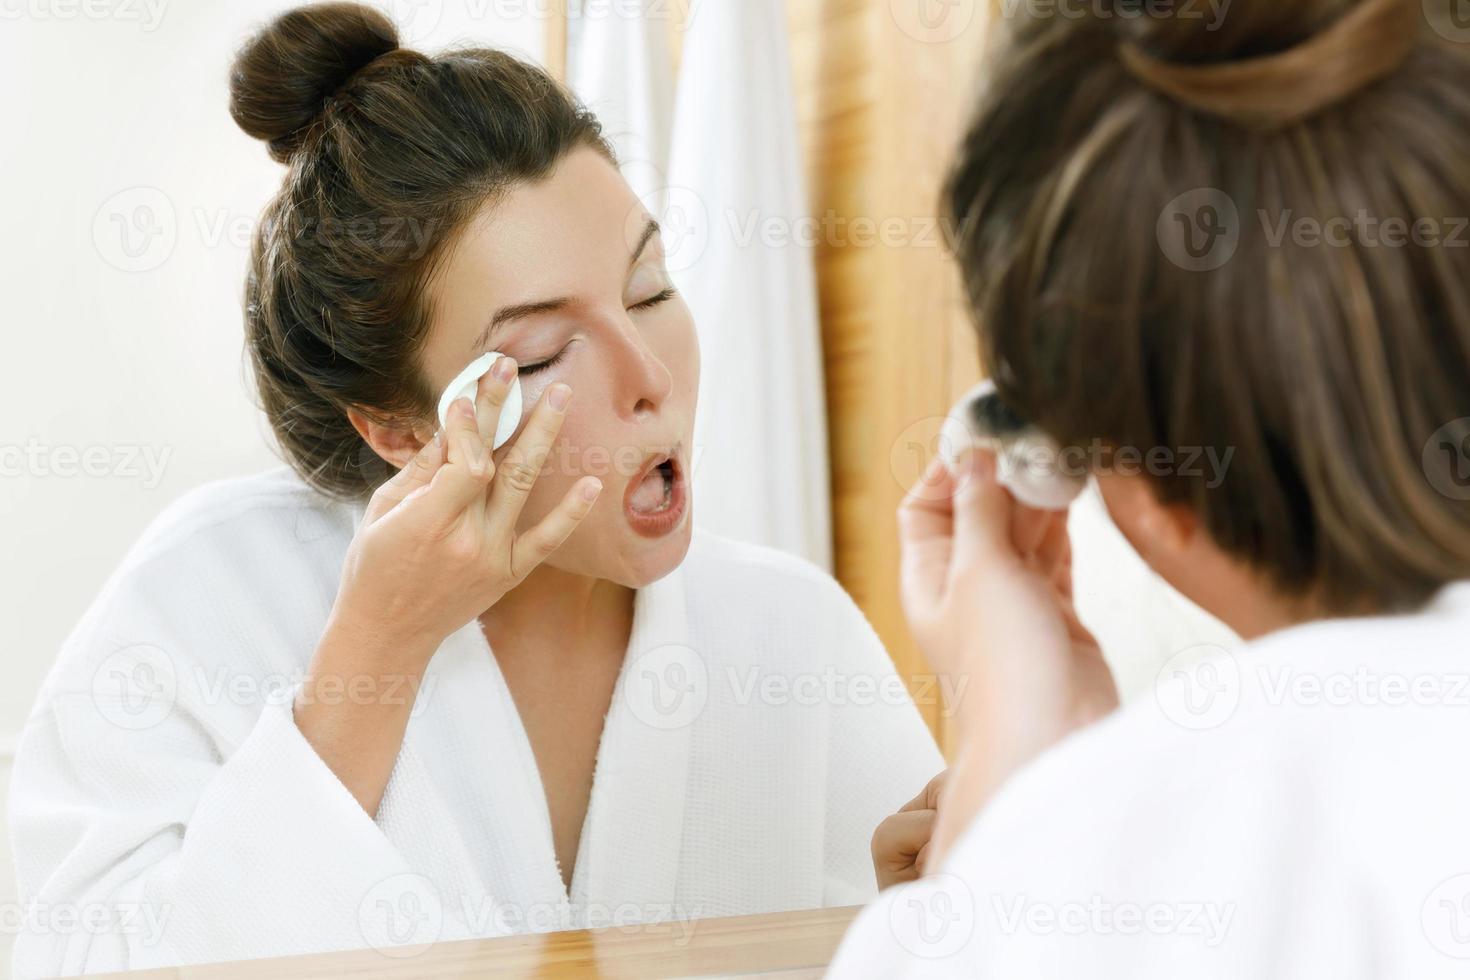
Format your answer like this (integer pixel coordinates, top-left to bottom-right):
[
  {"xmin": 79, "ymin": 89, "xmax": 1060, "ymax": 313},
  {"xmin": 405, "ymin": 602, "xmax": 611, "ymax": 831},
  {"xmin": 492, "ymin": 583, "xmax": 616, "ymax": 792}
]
[{"xmin": 430, "ymin": 147, "xmax": 649, "ymax": 324}]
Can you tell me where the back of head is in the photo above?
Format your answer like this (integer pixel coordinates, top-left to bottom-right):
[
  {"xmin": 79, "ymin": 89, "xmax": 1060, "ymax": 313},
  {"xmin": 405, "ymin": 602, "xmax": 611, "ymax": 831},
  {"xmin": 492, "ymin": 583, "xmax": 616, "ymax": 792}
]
[
  {"xmin": 943, "ymin": 0, "xmax": 1470, "ymax": 612},
  {"xmin": 227, "ymin": 3, "xmax": 612, "ymax": 500}
]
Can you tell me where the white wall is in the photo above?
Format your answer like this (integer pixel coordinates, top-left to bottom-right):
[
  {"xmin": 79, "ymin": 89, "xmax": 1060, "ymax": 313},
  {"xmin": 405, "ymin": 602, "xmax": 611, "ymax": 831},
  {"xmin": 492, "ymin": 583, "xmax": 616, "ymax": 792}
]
[{"xmin": 0, "ymin": 0, "xmax": 545, "ymax": 963}]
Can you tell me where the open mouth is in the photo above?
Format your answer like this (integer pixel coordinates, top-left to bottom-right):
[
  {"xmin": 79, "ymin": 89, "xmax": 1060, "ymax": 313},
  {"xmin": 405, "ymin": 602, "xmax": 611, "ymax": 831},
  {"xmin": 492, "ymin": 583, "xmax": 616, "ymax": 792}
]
[{"xmin": 623, "ymin": 449, "xmax": 689, "ymax": 538}]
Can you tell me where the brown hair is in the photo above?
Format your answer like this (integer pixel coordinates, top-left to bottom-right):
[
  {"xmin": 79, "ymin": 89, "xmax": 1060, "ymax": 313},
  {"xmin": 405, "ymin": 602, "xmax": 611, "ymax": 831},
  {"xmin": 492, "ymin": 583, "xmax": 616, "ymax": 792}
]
[
  {"xmin": 228, "ymin": 2, "xmax": 612, "ymax": 499},
  {"xmin": 942, "ymin": 0, "xmax": 1470, "ymax": 612}
]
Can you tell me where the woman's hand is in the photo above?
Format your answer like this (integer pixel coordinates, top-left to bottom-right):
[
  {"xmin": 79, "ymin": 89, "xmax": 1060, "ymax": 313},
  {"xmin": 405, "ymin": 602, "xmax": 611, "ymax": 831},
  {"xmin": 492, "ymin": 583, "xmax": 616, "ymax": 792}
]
[
  {"xmin": 298, "ymin": 357, "xmax": 602, "ymax": 814},
  {"xmin": 334, "ymin": 357, "xmax": 602, "ymax": 652},
  {"xmin": 897, "ymin": 449, "xmax": 1118, "ymax": 863},
  {"xmin": 871, "ymin": 770, "xmax": 947, "ymax": 890}
]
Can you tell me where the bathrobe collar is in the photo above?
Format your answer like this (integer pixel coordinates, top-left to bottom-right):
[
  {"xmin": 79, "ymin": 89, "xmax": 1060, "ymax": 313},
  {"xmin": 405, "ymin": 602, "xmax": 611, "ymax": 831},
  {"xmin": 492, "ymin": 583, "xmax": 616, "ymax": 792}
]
[{"xmin": 346, "ymin": 493, "xmax": 694, "ymax": 926}]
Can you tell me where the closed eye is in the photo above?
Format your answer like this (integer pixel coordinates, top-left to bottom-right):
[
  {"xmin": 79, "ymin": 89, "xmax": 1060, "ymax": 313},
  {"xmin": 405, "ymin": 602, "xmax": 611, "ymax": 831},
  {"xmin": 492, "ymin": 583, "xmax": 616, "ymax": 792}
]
[
  {"xmin": 630, "ymin": 286, "xmax": 677, "ymax": 312},
  {"xmin": 518, "ymin": 345, "xmax": 570, "ymax": 376}
]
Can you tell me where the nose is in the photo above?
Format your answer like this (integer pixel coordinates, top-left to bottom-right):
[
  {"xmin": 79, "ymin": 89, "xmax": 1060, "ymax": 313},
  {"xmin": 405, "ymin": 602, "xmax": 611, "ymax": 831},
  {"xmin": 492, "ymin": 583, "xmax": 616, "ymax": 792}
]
[{"xmin": 608, "ymin": 315, "xmax": 674, "ymax": 421}]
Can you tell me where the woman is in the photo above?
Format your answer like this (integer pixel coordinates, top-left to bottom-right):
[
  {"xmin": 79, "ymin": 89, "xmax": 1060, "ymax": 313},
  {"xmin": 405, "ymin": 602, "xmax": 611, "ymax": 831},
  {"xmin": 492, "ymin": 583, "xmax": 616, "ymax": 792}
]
[
  {"xmin": 8, "ymin": 5, "xmax": 942, "ymax": 975},
  {"xmin": 830, "ymin": 0, "xmax": 1470, "ymax": 975}
]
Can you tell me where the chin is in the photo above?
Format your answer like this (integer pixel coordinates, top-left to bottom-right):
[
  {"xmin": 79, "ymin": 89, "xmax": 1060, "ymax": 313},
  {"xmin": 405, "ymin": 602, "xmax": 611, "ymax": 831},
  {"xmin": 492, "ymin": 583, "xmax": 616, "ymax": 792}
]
[{"xmin": 614, "ymin": 516, "xmax": 694, "ymax": 588}]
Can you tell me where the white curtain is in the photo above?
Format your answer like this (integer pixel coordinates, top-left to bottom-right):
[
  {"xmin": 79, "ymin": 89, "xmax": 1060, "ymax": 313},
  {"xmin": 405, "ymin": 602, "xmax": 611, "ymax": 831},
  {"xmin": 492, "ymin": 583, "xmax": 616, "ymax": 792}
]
[
  {"xmin": 664, "ymin": 0, "xmax": 833, "ymax": 569},
  {"xmin": 568, "ymin": 0, "xmax": 674, "ymax": 214}
]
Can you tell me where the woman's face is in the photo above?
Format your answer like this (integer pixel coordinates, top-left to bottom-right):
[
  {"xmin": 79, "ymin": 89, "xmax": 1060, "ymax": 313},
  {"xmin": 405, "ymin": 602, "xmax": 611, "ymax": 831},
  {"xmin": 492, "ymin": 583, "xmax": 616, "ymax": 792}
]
[{"xmin": 417, "ymin": 147, "xmax": 700, "ymax": 587}]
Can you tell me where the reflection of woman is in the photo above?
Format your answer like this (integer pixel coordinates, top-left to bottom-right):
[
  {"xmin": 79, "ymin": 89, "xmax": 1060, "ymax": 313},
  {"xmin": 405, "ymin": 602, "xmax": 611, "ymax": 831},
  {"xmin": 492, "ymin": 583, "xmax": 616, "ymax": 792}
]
[
  {"xmin": 8, "ymin": 5, "xmax": 941, "ymax": 974},
  {"xmin": 832, "ymin": 0, "xmax": 1470, "ymax": 975}
]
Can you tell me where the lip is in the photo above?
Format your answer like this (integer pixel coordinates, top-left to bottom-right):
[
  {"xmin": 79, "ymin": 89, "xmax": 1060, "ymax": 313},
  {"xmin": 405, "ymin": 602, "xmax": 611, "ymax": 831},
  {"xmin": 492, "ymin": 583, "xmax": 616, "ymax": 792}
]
[{"xmin": 622, "ymin": 445, "xmax": 689, "ymax": 539}]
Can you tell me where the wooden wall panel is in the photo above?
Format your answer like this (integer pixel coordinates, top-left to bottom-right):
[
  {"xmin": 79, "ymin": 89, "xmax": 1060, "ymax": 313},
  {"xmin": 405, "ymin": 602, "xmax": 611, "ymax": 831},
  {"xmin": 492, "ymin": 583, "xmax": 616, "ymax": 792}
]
[{"xmin": 787, "ymin": 0, "xmax": 986, "ymax": 753}]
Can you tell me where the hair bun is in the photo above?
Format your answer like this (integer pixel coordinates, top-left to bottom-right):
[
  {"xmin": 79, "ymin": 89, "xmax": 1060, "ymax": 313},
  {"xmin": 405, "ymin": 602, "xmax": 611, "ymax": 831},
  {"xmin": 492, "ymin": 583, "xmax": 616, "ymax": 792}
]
[
  {"xmin": 229, "ymin": 2, "xmax": 400, "ymax": 163},
  {"xmin": 1116, "ymin": 0, "xmax": 1420, "ymax": 130}
]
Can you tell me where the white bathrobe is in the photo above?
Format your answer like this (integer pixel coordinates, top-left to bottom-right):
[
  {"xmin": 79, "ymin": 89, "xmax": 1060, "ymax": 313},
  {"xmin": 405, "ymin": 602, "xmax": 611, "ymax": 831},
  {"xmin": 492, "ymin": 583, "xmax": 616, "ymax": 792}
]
[
  {"xmin": 826, "ymin": 580, "xmax": 1470, "ymax": 979},
  {"xmin": 8, "ymin": 466, "xmax": 943, "ymax": 978}
]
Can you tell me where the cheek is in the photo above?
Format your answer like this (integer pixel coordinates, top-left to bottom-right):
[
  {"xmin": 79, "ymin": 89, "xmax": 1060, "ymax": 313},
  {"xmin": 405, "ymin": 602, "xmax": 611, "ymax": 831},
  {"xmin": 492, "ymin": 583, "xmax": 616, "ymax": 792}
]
[{"xmin": 500, "ymin": 412, "xmax": 608, "ymax": 531}]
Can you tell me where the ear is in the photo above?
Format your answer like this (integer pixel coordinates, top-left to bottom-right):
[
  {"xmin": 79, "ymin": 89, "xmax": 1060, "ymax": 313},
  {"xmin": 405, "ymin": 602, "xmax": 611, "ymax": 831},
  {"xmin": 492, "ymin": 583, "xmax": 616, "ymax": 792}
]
[
  {"xmin": 1092, "ymin": 471, "xmax": 1197, "ymax": 567},
  {"xmin": 347, "ymin": 406, "xmax": 434, "ymax": 472}
]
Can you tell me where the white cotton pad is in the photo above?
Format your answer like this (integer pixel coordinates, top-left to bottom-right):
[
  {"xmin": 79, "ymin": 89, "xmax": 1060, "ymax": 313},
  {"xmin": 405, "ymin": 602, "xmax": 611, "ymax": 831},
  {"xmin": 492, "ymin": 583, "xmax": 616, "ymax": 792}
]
[
  {"xmin": 436, "ymin": 351, "xmax": 523, "ymax": 450},
  {"xmin": 938, "ymin": 378, "xmax": 1087, "ymax": 511}
]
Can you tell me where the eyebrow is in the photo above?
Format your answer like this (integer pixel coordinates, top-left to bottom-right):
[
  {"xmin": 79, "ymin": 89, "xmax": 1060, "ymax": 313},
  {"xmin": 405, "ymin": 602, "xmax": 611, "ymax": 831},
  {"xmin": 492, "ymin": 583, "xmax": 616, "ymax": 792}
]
[{"xmin": 469, "ymin": 218, "xmax": 663, "ymax": 353}]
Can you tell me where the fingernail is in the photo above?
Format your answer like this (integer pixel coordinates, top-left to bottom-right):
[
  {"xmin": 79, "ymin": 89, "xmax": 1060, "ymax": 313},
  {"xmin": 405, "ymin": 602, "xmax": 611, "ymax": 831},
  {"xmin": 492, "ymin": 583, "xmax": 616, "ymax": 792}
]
[
  {"xmin": 582, "ymin": 479, "xmax": 602, "ymax": 501},
  {"xmin": 493, "ymin": 356, "xmax": 517, "ymax": 382},
  {"xmin": 548, "ymin": 384, "xmax": 571, "ymax": 411}
]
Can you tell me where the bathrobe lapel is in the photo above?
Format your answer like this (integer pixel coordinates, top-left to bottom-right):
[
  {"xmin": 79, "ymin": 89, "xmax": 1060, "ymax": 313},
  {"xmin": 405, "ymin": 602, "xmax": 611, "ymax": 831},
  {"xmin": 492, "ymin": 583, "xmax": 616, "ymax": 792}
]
[
  {"xmin": 569, "ymin": 563, "xmax": 694, "ymax": 920},
  {"xmin": 350, "ymin": 492, "xmax": 696, "ymax": 927}
]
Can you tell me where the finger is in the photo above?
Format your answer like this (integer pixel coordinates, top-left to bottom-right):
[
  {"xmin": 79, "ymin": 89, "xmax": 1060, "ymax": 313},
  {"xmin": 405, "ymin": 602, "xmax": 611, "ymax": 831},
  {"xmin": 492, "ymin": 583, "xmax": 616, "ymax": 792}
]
[
  {"xmin": 897, "ymin": 455, "xmax": 959, "ymax": 615},
  {"xmin": 1034, "ymin": 511, "xmax": 1070, "ymax": 578},
  {"xmin": 871, "ymin": 809, "xmax": 937, "ymax": 870},
  {"xmin": 1009, "ymin": 503, "xmax": 1056, "ymax": 558},
  {"xmin": 364, "ymin": 431, "xmax": 446, "ymax": 524},
  {"xmin": 475, "ymin": 355, "xmax": 518, "ymax": 447},
  {"xmin": 510, "ymin": 476, "xmax": 603, "ymax": 578},
  {"xmin": 420, "ymin": 396, "xmax": 496, "ymax": 529},
  {"xmin": 951, "ymin": 447, "xmax": 1019, "ymax": 571},
  {"xmin": 915, "ymin": 839, "xmax": 933, "ymax": 876},
  {"xmin": 484, "ymin": 383, "xmax": 573, "ymax": 542},
  {"xmin": 898, "ymin": 769, "xmax": 948, "ymax": 813}
]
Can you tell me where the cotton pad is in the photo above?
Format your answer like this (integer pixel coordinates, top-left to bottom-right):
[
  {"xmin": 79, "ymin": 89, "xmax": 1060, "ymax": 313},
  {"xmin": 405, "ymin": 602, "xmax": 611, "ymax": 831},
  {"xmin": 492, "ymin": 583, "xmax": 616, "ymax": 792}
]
[
  {"xmin": 436, "ymin": 351, "xmax": 523, "ymax": 451},
  {"xmin": 938, "ymin": 378, "xmax": 1087, "ymax": 510}
]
